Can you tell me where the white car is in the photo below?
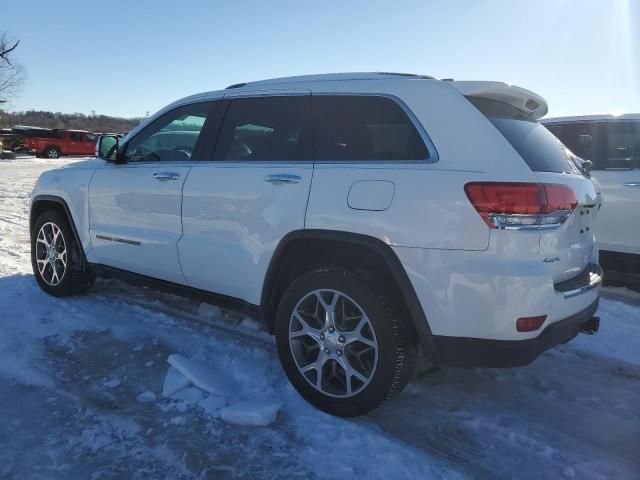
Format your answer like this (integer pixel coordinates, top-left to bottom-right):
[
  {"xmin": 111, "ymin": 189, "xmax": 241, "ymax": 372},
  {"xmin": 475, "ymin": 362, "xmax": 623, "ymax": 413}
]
[
  {"xmin": 30, "ymin": 73, "xmax": 602, "ymax": 416},
  {"xmin": 543, "ymin": 115, "xmax": 640, "ymax": 287}
]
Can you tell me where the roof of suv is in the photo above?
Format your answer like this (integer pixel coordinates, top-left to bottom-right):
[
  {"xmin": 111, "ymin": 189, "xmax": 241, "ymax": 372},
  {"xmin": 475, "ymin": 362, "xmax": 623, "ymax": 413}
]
[{"xmin": 226, "ymin": 72, "xmax": 436, "ymax": 89}]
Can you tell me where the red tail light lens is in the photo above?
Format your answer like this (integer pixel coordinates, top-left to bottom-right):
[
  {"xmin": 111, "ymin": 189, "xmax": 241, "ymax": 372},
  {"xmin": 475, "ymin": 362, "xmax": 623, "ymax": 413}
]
[
  {"xmin": 464, "ymin": 182, "xmax": 577, "ymax": 229},
  {"xmin": 516, "ymin": 315, "xmax": 547, "ymax": 332}
]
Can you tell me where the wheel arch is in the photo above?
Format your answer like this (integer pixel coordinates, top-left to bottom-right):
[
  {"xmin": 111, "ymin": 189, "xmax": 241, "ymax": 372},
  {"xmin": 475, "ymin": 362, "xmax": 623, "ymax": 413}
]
[
  {"xmin": 30, "ymin": 195, "xmax": 83, "ymax": 255},
  {"xmin": 260, "ymin": 229, "xmax": 434, "ymax": 352}
]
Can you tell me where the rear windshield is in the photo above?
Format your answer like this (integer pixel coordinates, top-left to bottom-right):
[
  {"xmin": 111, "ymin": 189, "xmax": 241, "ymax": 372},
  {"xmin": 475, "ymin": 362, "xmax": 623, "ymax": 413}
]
[{"xmin": 469, "ymin": 97, "xmax": 580, "ymax": 174}]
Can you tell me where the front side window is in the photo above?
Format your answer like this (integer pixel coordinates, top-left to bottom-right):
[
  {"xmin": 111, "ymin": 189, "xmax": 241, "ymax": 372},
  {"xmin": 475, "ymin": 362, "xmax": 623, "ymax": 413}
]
[
  {"xmin": 313, "ymin": 95, "xmax": 428, "ymax": 161},
  {"xmin": 214, "ymin": 96, "xmax": 309, "ymax": 161},
  {"xmin": 125, "ymin": 103, "xmax": 210, "ymax": 162},
  {"xmin": 86, "ymin": 133, "xmax": 97, "ymax": 142}
]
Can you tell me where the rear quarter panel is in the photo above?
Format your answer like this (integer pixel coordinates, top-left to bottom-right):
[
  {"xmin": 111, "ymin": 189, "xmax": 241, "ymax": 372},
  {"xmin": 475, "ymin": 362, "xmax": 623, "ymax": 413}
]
[{"xmin": 304, "ymin": 79, "xmax": 540, "ymax": 250}]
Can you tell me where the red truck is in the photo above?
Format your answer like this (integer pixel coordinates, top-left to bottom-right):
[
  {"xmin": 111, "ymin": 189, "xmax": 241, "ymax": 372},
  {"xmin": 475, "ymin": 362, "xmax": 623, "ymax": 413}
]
[{"xmin": 17, "ymin": 128, "xmax": 97, "ymax": 158}]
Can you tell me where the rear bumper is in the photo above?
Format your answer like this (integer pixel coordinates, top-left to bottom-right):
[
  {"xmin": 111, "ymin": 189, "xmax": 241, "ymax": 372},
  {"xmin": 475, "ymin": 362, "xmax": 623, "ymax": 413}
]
[{"xmin": 430, "ymin": 298, "xmax": 599, "ymax": 368}]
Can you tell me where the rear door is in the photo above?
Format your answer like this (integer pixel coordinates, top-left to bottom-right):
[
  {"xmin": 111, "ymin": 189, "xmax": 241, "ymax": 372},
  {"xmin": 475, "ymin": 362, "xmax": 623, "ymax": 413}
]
[
  {"xmin": 69, "ymin": 131, "xmax": 84, "ymax": 155},
  {"xmin": 88, "ymin": 101, "xmax": 214, "ymax": 284},
  {"xmin": 589, "ymin": 121, "xmax": 640, "ymax": 256},
  {"xmin": 179, "ymin": 91, "xmax": 313, "ymax": 304}
]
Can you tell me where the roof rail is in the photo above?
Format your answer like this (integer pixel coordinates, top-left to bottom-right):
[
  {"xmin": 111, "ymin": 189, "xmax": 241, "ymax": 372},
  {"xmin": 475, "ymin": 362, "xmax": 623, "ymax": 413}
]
[{"xmin": 225, "ymin": 82, "xmax": 247, "ymax": 89}]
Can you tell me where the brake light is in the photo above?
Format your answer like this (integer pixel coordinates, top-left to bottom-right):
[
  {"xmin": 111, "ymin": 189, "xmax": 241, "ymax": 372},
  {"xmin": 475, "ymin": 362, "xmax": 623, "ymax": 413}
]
[
  {"xmin": 516, "ymin": 315, "xmax": 547, "ymax": 332},
  {"xmin": 464, "ymin": 182, "xmax": 577, "ymax": 230}
]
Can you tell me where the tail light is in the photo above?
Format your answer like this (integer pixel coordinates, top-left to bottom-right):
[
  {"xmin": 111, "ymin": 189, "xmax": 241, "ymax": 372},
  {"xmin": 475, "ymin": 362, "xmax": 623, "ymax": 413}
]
[{"xmin": 464, "ymin": 182, "xmax": 577, "ymax": 230}]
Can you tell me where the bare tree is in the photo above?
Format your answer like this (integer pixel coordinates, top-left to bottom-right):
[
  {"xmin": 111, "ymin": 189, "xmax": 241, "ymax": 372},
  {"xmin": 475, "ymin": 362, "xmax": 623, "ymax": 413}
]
[{"xmin": 0, "ymin": 32, "xmax": 26, "ymax": 102}]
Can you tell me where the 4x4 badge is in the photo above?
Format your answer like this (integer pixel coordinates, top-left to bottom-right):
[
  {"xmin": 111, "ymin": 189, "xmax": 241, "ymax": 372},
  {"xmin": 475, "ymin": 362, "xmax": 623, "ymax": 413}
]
[{"xmin": 543, "ymin": 256, "xmax": 560, "ymax": 263}]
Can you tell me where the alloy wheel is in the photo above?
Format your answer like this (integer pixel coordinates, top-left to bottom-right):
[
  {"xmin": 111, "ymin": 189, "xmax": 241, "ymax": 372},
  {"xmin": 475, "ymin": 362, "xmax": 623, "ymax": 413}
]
[
  {"xmin": 35, "ymin": 222, "xmax": 67, "ymax": 286},
  {"xmin": 288, "ymin": 289, "xmax": 379, "ymax": 398}
]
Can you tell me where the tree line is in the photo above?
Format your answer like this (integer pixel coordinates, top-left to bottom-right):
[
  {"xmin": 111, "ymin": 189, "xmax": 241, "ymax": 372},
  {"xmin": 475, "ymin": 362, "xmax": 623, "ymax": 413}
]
[{"xmin": 0, "ymin": 109, "xmax": 143, "ymax": 134}]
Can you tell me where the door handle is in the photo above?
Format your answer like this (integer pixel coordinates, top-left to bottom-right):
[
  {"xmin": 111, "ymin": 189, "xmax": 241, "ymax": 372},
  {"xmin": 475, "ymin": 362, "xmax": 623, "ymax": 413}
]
[
  {"xmin": 623, "ymin": 182, "xmax": 640, "ymax": 187},
  {"xmin": 264, "ymin": 174, "xmax": 302, "ymax": 185},
  {"xmin": 153, "ymin": 172, "xmax": 180, "ymax": 181}
]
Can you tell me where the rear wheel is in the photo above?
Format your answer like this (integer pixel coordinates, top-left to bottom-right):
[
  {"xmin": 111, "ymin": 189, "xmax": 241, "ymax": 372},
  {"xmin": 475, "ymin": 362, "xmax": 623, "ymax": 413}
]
[
  {"xmin": 31, "ymin": 210, "xmax": 94, "ymax": 296},
  {"xmin": 44, "ymin": 147, "xmax": 60, "ymax": 159},
  {"xmin": 275, "ymin": 266, "xmax": 416, "ymax": 416}
]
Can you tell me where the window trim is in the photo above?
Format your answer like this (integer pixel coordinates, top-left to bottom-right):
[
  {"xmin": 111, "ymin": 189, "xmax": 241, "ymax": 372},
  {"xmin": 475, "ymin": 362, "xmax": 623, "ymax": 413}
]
[{"xmin": 310, "ymin": 92, "xmax": 439, "ymax": 165}]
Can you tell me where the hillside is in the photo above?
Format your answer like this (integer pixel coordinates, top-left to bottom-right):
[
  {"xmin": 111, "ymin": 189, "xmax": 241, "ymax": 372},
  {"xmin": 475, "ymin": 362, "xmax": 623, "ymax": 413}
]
[{"xmin": 0, "ymin": 110, "xmax": 143, "ymax": 134}]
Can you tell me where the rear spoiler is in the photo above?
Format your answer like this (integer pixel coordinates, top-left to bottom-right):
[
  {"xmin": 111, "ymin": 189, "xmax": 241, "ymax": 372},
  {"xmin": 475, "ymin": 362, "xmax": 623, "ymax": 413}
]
[{"xmin": 449, "ymin": 81, "xmax": 548, "ymax": 120}]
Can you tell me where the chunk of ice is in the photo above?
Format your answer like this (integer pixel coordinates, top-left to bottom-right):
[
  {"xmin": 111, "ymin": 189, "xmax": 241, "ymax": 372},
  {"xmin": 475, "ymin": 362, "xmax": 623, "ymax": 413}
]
[
  {"xmin": 167, "ymin": 354, "xmax": 239, "ymax": 397},
  {"xmin": 162, "ymin": 366, "xmax": 191, "ymax": 396},
  {"xmin": 136, "ymin": 391, "xmax": 156, "ymax": 403},
  {"xmin": 219, "ymin": 398, "xmax": 282, "ymax": 427}
]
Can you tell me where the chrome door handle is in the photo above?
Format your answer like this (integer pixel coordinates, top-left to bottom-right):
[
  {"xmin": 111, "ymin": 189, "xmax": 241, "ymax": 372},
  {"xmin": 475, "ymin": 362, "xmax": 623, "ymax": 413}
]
[
  {"xmin": 153, "ymin": 172, "xmax": 180, "ymax": 181},
  {"xmin": 264, "ymin": 174, "xmax": 302, "ymax": 185},
  {"xmin": 623, "ymin": 182, "xmax": 640, "ymax": 187}
]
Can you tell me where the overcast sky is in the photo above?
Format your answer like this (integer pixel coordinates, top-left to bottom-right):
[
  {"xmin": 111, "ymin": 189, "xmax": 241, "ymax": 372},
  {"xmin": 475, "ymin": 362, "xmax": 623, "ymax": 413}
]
[{"xmin": 3, "ymin": 0, "xmax": 639, "ymax": 118}]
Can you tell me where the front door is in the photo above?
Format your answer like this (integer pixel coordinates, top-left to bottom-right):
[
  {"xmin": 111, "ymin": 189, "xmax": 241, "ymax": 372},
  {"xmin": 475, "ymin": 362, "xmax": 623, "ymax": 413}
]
[{"xmin": 87, "ymin": 102, "xmax": 214, "ymax": 284}]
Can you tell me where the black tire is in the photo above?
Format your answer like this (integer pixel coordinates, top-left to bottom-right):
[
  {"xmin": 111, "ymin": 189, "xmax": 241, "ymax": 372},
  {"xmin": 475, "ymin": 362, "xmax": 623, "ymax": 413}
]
[
  {"xmin": 275, "ymin": 266, "xmax": 417, "ymax": 417},
  {"xmin": 44, "ymin": 146, "xmax": 60, "ymax": 159},
  {"xmin": 31, "ymin": 210, "xmax": 95, "ymax": 296}
]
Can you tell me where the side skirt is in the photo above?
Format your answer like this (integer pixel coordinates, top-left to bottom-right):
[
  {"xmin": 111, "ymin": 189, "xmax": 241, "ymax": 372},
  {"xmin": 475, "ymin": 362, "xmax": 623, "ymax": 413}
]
[{"xmin": 91, "ymin": 264, "xmax": 262, "ymax": 321}]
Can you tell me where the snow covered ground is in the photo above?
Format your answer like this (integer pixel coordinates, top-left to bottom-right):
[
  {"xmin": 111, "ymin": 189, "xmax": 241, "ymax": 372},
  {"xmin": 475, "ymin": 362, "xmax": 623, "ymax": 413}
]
[{"xmin": 0, "ymin": 156, "xmax": 638, "ymax": 479}]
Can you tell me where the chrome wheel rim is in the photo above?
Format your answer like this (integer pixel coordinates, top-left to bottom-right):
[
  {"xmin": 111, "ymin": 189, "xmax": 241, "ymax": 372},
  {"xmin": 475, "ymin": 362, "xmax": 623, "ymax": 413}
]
[
  {"xmin": 289, "ymin": 289, "xmax": 379, "ymax": 398},
  {"xmin": 47, "ymin": 149, "xmax": 58, "ymax": 158},
  {"xmin": 35, "ymin": 222, "xmax": 67, "ymax": 286}
]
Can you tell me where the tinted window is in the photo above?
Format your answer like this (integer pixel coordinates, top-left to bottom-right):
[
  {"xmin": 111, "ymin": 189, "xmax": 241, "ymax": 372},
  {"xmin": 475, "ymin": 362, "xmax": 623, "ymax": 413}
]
[
  {"xmin": 313, "ymin": 96, "xmax": 428, "ymax": 161},
  {"xmin": 125, "ymin": 103, "xmax": 210, "ymax": 162},
  {"xmin": 546, "ymin": 121, "xmax": 640, "ymax": 170},
  {"xmin": 214, "ymin": 96, "xmax": 309, "ymax": 161},
  {"xmin": 489, "ymin": 118, "xmax": 580, "ymax": 174},
  {"xmin": 605, "ymin": 122, "xmax": 640, "ymax": 169},
  {"xmin": 70, "ymin": 132, "xmax": 83, "ymax": 141},
  {"xmin": 86, "ymin": 133, "xmax": 97, "ymax": 142}
]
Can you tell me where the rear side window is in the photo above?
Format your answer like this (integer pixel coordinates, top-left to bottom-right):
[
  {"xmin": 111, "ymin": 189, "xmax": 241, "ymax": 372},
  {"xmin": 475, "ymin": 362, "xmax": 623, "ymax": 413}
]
[
  {"xmin": 313, "ymin": 95, "xmax": 428, "ymax": 161},
  {"xmin": 469, "ymin": 97, "xmax": 580, "ymax": 174},
  {"xmin": 214, "ymin": 96, "xmax": 310, "ymax": 161},
  {"xmin": 489, "ymin": 118, "xmax": 580, "ymax": 174},
  {"xmin": 70, "ymin": 132, "xmax": 83, "ymax": 141}
]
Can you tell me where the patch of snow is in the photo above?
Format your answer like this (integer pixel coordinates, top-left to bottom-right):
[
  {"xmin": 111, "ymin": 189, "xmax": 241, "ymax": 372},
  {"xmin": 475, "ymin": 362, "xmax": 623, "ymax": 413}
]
[
  {"xmin": 104, "ymin": 379, "xmax": 120, "ymax": 389},
  {"xmin": 219, "ymin": 398, "xmax": 282, "ymax": 427},
  {"xmin": 240, "ymin": 317, "xmax": 262, "ymax": 330},
  {"xmin": 197, "ymin": 302, "xmax": 222, "ymax": 320},
  {"xmin": 167, "ymin": 354, "xmax": 239, "ymax": 397},
  {"xmin": 136, "ymin": 391, "xmax": 156, "ymax": 403}
]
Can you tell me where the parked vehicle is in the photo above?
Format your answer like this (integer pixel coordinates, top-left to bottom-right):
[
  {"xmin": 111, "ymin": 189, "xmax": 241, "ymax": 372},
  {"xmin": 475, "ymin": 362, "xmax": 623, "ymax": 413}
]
[
  {"xmin": 543, "ymin": 115, "xmax": 640, "ymax": 287},
  {"xmin": 30, "ymin": 73, "xmax": 602, "ymax": 416},
  {"xmin": 17, "ymin": 127, "xmax": 97, "ymax": 158}
]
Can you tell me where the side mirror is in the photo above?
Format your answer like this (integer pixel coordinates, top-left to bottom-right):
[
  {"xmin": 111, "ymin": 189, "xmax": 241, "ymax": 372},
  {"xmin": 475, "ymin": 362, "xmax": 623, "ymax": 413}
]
[{"xmin": 96, "ymin": 135, "xmax": 124, "ymax": 163}]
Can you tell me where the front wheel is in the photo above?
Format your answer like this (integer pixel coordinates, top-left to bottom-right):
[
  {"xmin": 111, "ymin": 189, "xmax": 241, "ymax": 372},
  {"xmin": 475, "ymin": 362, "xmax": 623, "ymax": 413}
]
[
  {"xmin": 31, "ymin": 210, "xmax": 94, "ymax": 296},
  {"xmin": 275, "ymin": 266, "xmax": 416, "ymax": 416}
]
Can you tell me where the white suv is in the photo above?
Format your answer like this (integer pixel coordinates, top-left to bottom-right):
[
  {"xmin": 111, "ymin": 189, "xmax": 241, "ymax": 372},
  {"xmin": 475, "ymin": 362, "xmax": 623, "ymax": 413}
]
[{"xmin": 30, "ymin": 73, "xmax": 602, "ymax": 416}]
